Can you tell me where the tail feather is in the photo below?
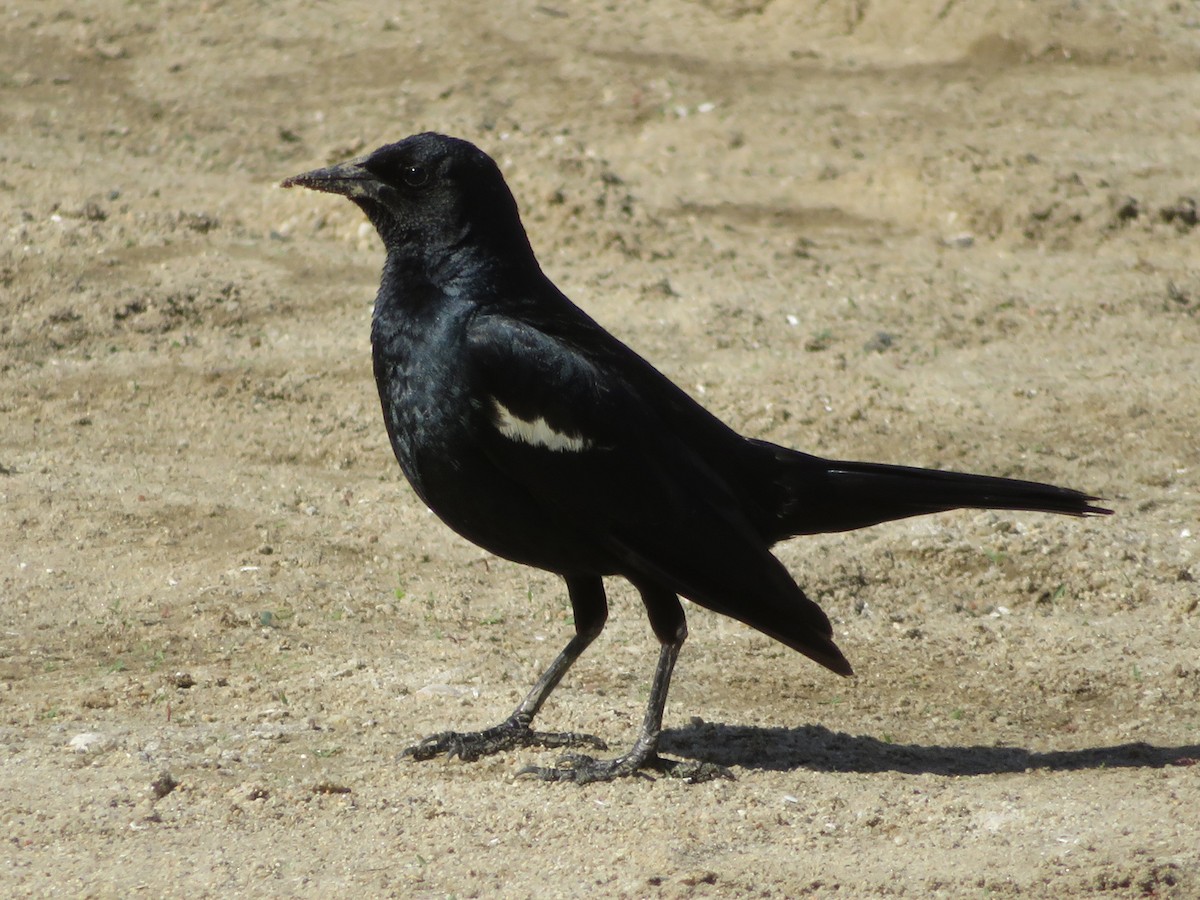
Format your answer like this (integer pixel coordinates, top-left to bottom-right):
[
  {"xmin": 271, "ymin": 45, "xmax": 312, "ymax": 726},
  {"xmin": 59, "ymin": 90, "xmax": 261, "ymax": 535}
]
[{"xmin": 770, "ymin": 451, "xmax": 1112, "ymax": 540}]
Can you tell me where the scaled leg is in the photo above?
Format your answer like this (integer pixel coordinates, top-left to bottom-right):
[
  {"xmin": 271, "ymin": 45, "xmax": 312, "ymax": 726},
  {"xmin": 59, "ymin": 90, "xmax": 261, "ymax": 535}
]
[
  {"xmin": 404, "ymin": 574, "xmax": 609, "ymax": 762},
  {"xmin": 520, "ymin": 580, "xmax": 732, "ymax": 783}
]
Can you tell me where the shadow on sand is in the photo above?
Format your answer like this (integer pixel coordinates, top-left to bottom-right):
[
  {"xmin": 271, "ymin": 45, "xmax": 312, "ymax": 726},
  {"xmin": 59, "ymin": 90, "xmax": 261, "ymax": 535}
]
[{"xmin": 659, "ymin": 721, "xmax": 1200, "ymax": 776}]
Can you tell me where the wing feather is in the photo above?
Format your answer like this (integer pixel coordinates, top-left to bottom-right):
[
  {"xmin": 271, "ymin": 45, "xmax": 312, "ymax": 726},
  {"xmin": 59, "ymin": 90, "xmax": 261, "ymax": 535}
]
[{"xmin": 465, "ymin": 311, "xmax": 851, "ymax": 674}]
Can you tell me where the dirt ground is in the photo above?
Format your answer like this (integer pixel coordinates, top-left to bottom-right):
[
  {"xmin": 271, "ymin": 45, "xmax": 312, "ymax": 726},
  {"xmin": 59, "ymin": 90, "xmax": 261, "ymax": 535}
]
[{"xmin": 3, "ymin": 0, "xmax": 1199, "ymax": 895}]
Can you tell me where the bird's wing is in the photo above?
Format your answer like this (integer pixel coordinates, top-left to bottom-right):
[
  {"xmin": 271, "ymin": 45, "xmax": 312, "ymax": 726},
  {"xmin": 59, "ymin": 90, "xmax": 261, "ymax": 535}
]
[{"xmin": 464, "ymin": 310, "xmax": 851, "ymax": 674}]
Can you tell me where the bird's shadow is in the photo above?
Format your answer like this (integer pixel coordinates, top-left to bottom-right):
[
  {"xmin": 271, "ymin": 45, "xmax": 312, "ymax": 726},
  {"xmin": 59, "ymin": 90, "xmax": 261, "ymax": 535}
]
[{"xmin": 659, "ymin": 721, "xmax": 1200, "ymax": 776}]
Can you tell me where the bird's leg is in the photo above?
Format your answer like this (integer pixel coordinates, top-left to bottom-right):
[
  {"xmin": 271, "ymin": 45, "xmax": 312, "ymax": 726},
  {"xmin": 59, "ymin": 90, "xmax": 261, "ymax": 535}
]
[
  {"xmin": 520, "ymin": 583, "xmax": 733, "ymax": 784},
  {"xmin": 403, "ymin": 575, "xmax": 609, "ymax": 763},
  {"xmin": 519, "ymin": 639, "xmax": 678, "ymax": 782},
  {"xmin": 403, "ymin": 629, "xmax": 608, "ymax": 761}
]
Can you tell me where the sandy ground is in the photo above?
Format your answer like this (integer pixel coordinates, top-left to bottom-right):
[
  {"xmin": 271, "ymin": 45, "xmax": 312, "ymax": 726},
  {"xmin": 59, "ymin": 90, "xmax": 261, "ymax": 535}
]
[{"xmin": 3, "ymin": 0, "xmax": 1199, "ymax": 895}]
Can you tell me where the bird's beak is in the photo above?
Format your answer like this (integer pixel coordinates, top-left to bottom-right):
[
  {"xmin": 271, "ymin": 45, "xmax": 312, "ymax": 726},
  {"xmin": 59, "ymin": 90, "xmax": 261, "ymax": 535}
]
[{"xmin": 280, "ymin": 156, "xmax": 379, "ymax": 200}]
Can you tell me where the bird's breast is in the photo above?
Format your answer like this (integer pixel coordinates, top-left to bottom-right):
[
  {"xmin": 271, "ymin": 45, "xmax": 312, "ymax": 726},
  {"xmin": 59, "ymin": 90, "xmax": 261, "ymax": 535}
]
[{"xmin": 369, "ymin": 333, "xmax": 617, "ymax": 574}]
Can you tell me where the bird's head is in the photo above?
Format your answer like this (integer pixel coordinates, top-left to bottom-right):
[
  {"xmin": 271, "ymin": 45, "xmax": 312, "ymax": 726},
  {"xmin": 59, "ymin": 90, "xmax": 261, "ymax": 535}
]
[{"xmin": 282, "ymin": 132, "xmax": 533, "ymax": 281}]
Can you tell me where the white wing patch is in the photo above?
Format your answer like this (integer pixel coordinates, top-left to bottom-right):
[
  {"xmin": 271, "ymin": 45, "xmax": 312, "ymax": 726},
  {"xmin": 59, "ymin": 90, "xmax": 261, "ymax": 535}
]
[{"xmin": 492, "ymin": 399, "xmax": 591, "ymax": 452}]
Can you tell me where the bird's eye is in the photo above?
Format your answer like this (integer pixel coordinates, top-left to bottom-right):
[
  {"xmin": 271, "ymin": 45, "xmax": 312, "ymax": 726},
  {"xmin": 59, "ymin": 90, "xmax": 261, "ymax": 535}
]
[{"xmin": 401, "ymin": 165, "xmax": 429, "ymax": 187}]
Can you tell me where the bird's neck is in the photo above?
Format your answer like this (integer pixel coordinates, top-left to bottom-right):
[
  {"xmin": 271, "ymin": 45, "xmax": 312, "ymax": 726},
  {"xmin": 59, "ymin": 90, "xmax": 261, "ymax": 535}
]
[{"xmin": 380, "ymin": 226, "xmax": 541, "ymax": 305}]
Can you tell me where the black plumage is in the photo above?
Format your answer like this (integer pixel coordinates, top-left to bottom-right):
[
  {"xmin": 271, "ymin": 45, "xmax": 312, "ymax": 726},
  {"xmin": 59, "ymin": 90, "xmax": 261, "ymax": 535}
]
[{"xmin": 282, "ymin": 133, "xmax": 1110, "ymax": 782}]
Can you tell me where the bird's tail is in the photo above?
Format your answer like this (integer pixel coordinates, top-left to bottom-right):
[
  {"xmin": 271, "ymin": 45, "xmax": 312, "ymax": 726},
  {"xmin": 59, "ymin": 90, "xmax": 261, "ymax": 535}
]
[{"xmin": 763, "ymin": 445, "xmax": 1112, "ymax": 540}]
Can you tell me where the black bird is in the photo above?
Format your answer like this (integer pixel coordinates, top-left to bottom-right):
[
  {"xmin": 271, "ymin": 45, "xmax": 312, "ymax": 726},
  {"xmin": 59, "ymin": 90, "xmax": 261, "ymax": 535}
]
[{"xmin": 282, "ymin": 133, "xmax": 1111, "ymax": 783}]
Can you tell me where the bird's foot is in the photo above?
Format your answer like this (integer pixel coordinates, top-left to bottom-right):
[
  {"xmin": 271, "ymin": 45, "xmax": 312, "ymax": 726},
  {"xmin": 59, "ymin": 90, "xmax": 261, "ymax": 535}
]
[
  {"xmin": 402, "ymin": 716, "xmax": 607, "ymax": 763},
  {"xmin": 519, "ymin": 751, "xmax": 735, "ymax": 785}
]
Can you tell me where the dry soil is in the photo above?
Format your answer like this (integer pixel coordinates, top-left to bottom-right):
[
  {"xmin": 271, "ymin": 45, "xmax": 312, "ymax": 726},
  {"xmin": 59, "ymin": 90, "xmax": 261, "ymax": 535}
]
[{"xmin": 2, "ymin": 1, "xmax": 1199, "ymax": 896}]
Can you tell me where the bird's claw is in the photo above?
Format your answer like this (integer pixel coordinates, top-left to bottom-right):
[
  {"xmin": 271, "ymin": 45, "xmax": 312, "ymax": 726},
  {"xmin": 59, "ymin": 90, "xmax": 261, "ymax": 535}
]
[
  {"xmin": 517, "ymin": 752, "xmax": 647, "ymax": 784},
  {"xmin": 518, "ymin": 751, "xmax": 735, "ymax": 784},
  {"xmin": 402, "ymin": 719, "xmax": 607, "ymax": 763}
]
